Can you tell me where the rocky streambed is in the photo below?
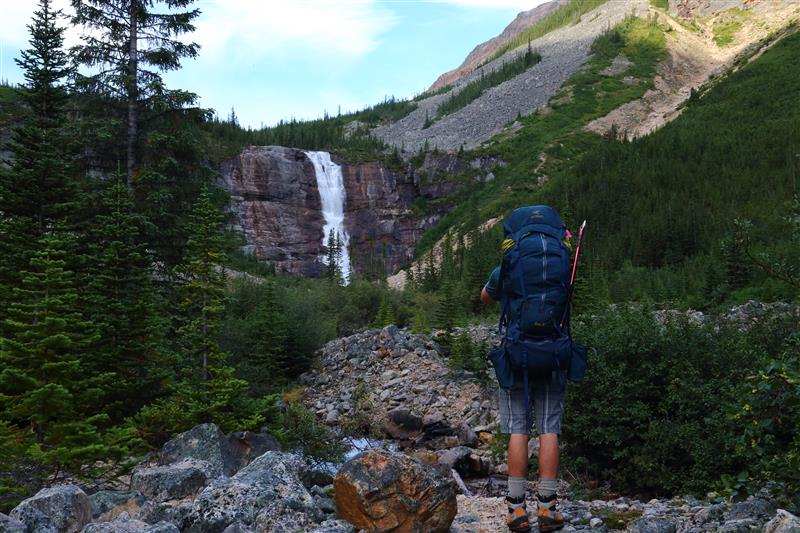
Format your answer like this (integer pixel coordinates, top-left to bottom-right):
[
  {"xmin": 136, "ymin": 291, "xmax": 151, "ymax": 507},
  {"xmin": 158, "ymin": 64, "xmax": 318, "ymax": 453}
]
[{"xmin": 4, "ymin": 313, "xmax": 800, "ymax": 532}]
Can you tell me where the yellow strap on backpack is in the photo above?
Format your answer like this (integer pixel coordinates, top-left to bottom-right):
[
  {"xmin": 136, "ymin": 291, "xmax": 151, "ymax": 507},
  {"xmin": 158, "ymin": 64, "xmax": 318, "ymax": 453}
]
[{"xmin": 501, "ymin": 238, "xmax": 515, "ymax": 253}]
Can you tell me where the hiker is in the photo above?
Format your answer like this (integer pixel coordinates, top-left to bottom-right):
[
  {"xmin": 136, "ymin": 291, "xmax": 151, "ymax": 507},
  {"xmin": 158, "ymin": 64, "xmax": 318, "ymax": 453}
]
[{"xmin": 480, "ymin": 205, "xmax": 584, "ymax": 533}]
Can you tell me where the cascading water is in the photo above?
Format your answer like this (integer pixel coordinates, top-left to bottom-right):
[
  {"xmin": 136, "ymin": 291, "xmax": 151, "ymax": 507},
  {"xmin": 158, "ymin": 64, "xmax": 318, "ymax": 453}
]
[{"xmin": 305, "ymin": 151, "xmax": 351, "ymax": 283}]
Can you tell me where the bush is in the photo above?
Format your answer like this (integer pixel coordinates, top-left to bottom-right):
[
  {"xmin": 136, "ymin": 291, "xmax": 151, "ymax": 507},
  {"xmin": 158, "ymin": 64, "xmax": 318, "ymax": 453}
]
[
  {"xmin": 728, "ymin": 335, "xmax": 800, "ymax": 511},
  {"xmin": 563, "ymin": 305, "xmax": 791, "ymax": 497}
]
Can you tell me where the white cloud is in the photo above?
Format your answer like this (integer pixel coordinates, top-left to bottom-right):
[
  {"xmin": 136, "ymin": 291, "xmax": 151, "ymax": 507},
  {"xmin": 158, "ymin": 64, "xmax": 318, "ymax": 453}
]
[{"xmin": 192, "ymin": 0, "xmax": 398, "ymax": 64}]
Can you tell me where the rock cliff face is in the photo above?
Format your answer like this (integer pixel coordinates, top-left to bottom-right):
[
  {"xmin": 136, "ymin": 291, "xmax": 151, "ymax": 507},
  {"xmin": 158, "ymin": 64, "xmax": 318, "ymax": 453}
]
[{"xmin": 222, "ymin": 146, "xmax": 469, "ymax": 277}]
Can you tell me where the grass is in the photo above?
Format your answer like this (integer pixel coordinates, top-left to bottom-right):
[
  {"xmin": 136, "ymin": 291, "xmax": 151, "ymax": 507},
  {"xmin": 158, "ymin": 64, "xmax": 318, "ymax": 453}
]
[
  {"xmin": 713, "ymin": 8, "xmax": 750, "ymax": 46},
  {"xmin": 491, "ymin": 0, "xmax": 610, "ymax": 61},
  {"xmin": 649, "ymin": 0, "xmax": 668, "ymax": 9}
]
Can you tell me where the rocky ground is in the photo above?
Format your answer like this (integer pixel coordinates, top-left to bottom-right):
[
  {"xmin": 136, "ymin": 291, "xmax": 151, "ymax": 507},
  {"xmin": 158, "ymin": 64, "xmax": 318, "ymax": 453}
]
[{"xmin": 3, "ymin": 303, "xmax": 798, "ymax": 532}]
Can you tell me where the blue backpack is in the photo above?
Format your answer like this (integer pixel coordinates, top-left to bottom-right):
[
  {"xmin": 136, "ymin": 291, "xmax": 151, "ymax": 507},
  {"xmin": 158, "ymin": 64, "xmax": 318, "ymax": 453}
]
[{"xmin": 489, "ymin": 206, "xmax": 587, "ymax": 391}]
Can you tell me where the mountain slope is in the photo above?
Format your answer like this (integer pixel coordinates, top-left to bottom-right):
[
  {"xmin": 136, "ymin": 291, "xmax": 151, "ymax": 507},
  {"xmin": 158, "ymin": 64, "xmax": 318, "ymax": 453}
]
[
  {"xmin": 428, "ymin": 0, "xmax": 569, "ymax": 92},
  {"xmin": 373, "ymin": 0, "xmax": 650, "ymax": 153}
]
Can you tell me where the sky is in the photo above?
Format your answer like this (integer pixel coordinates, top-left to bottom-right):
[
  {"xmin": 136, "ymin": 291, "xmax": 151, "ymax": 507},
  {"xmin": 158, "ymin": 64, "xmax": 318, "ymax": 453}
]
[{"xmin": 0, "ymin": 0, "xmax": 547, "ymax": 129}]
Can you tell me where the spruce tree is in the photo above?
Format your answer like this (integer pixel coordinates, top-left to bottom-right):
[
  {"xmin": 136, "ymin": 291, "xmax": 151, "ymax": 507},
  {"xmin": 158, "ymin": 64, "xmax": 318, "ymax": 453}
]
[
  {"xmin": 0, "ymin": 0, "xmax": 77, "ymax": 325},
  {"xmin": 372, "ymin": 296, "xmax": 395, "ymax": 328},
  {"xmin": 171, "ymin": 187, "xmax": 263, "ymax": 431},
  {"xmin": 250, "ymin": 278, "xmax": 289, "ymax": 388},
  {"xmin": 0, "ymin": 232, "xmax": 115, "ymax": 481},
  {"xmin": 82, "ymin": 177, "xmax": 168, "ymax": 421},
  {"xmin": 70, "ymin": 0, "xmax": 200, "ymax": 181}
]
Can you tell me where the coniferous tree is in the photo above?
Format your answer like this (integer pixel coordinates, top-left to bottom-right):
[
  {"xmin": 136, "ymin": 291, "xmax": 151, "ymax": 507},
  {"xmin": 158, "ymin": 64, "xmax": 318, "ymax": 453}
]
[
  {"xmin": 372, "ymin": 296, "xmax": 395, "ymax": 328},
  {"xmin": 0, "ymin": 232, "xmax": 118, "ymax": 481},
  {"xmin": 170, "ymin": 187, "xmax": 264, "ymax": 431},
  {"xmin": 82, "ymin": 177, "xmax": 168, "ymax": 420},
  {"xmin": 325, "ymin": 229, "xmax": 343, "ymax": 284},
  {"xmin": 0, "ymin": 0, "xmax": 77, "ymax": 323},
  {"xmin": 70, "ymin": 0, "xmax": 200, "ymax": 181},
  {"xmin": 250, "ymin": 278, "xmax": 289, "ymax": 388}
]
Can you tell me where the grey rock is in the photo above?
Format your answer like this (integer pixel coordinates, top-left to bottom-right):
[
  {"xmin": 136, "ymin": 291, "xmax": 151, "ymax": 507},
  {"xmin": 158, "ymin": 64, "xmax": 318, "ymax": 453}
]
[
  {"xmin": 131, "ymin": 460, "xmax": 212, "ymax": 502},
  {"xmin": 11, "ymin": 485, "xmax": 91, "ymax": 533},
  {"xmin": 726, "ymin": 498, "xmax": 775, "ymax": 521},
  {"xmin": 313, "ymin": 495, "xmax": 336, "ymax": 514},
  {"xmin": 220, "ymin": 523, "xmax": 255, "ymax": 533},
  {"xmin": 692, "ymin": 503, "xmax": 726, "ymax": 525},
  {"xmin": 0, "ymin": 512, "xmax": 26, "ymax": 533},
  {"xmin": 764, "ymin": 509, "xmax": 800, "ymax": 533},
  {"xmin": 629, "ymin": 517, "xmax": 677, "ymax": 533},
  {"xmin": 456, "ymin": 422, "xmax": 478, "ymax": 447},
  {"xmin": 8, "ymin": 505, "xmax": 57, "ymax": 533},
  {"xmin": 134, "ymin": 501, "xmax": 193, "ymax": 527},
  {"xmin": 159, "ymin": 423, "xmax": 237, "ymax": 477},
  {"xmin": 717, "ymin": 518, "xmax": 761, "ymax": 532},
  {"xmin": 81, "ymin": 512, "xmax": 180, "ymax": 532},
  {"xmin": 437, "ymin": 446, "xmax": 473, "ymax": 470},
  {"xmin": 88, "ymin": 490, "xmax": 146, "ymax": 519},
  {"xmin": 307, "ymin": 518, "xmax": 356, "ymax": 533},
  {"xmin": 227, "ymin": 431, "xmax": 281, "ymax": 471},
  {"xmin": 184, "ymin": 452, "xmax": 317, "ymax": 532}
]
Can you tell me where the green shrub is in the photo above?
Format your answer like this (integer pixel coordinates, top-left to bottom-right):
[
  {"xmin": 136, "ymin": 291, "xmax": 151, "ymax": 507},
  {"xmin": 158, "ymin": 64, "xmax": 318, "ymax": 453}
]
[
  {"xmin": 563, "ymin": 305, "xmax": 791, "ymax": 497},
  {"xmin": 728, "ymin": 336, "xmax": 800, "ymax": 511}
]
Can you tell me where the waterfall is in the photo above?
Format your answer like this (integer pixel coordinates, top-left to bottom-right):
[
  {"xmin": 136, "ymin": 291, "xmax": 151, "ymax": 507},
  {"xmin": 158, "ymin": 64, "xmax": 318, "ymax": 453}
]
[{"xmin": 305, "ymin": 151, "xmax": 351, "ymax": 283}]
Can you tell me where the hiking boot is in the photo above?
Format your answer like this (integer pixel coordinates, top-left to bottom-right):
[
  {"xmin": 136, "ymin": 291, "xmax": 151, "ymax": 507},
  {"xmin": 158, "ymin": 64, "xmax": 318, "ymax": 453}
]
[
  {"xmin": 505, "ymin": 495, "xmax": 531, "ymax": 533},
  {"xmin": 536, "ymin": 493, "xmax": 565, "ymax": 532}
]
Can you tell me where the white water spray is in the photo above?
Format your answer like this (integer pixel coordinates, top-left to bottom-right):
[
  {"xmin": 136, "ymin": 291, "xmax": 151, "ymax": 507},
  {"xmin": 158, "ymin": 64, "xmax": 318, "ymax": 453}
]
[{"xmin": 305, "ymin": 151, "xmax": 351, "ymax": 283}]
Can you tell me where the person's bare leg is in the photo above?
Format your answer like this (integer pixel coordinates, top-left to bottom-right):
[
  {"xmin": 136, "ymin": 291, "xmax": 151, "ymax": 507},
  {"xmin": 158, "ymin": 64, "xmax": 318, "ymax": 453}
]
[
  {"xmin": 507, "ymin": 433, "xmax": 529, "ymax": 478},
  {"xmin": 538, "ymin": 433, "xmax": 559, "ymax": 479}
]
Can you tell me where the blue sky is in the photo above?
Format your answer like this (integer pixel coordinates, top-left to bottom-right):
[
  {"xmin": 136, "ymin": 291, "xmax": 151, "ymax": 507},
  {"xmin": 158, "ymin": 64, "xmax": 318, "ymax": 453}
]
[{"xmin": 1, "ymin": 0, "xmax": 546, "ymax": 129}]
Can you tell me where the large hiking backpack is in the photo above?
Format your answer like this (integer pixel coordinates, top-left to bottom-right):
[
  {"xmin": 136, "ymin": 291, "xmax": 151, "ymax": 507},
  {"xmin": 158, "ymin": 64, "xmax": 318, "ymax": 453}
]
[{"xmin": 489, "ymin": 205, "xmax": 587, "ymax": 390}]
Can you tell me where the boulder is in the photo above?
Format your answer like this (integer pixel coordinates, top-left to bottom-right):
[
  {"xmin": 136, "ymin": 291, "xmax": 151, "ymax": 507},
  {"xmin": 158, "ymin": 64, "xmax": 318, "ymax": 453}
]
[
  {"xmin": 227, "ymin": 431, "xmax": 281, "ymax": 471},
  {"xmin": 89, "ymin": 490, "xmax": 146, "ymax": 520},
  {"xmin": 135, "ymin": 501, "xmax": 193, "ymax": 527},
  {"xmin": 184, "ymin": 451, "xmax": 319, "ymax": 532},
  {"xmin": 436, "ymin": 446, "xmax": 472, "ymax": 471},
  {"xmin": 11, "ymin": 485, "xmax": 91, "ymax": 533},
  {"xmin": 80, "ymin": 512, "xmax": 179, "ymax": 532},
  {"xmin": 131, "ymin": 460, "xmax": 212, "ymax": 502},
  {"xmin": 456, "ymin": 422, "xmax": 478, "ymax": 447},
  {"xmin": 764, "ymin": 509, "xmax": 800, "ymax": 533},
  {"xmin": 7, "ymin": 505, "xmax": 57, "ymax": 533},
  {"xmin": 334, "ymin": 448, "xmax": 457, "ymax": 532},
  {"xmin": 159, "ymin": 423, "xmax": 237, "ymax": 477},
  {"xmin": 0, "ymin": 512, "xmax": 26, "ymax": 533},
  {"xmin": 629, "ymin": 517, "xmax": 677, "ymax": 533},
  {"xmin": 384, "ymin": 408, "xmax": 423, "ymax": 440},
  {"xmin": 726, "ymin": 498, "xmax": 775, "ymax": 521}
]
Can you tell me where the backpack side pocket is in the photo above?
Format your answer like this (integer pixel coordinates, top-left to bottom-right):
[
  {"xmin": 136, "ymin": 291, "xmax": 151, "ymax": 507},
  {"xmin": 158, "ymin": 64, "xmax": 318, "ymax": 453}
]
[
  {"xmin": 488, "ymin": 346, "xmax": 514, "ymax": 389},
  {"xmin": 568, "ymin": 341, "xmax": 588, "ymax": 383}
]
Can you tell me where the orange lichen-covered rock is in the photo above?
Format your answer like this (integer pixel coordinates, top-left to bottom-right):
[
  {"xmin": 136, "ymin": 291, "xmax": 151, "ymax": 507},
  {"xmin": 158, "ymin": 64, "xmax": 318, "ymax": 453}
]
[{"xmin": 334, "ymin": 448, "xmax": 456, "ymax": 533}]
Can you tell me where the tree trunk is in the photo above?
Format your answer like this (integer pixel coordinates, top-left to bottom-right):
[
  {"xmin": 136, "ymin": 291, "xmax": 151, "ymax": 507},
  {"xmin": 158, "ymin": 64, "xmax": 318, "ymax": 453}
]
[{"xmin": 127, "ymin": 2, "xmax": 138, "ymax": 184}]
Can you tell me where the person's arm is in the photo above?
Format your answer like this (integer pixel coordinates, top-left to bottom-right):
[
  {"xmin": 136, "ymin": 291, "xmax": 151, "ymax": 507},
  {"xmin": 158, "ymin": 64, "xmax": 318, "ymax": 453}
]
[
  {"xmin": 480, "ymin": 286, "xmax": 494, "ymax": 305},
  {"xmin": 480, "ymin": 266, "xmax": 501, "ymax": 305}
]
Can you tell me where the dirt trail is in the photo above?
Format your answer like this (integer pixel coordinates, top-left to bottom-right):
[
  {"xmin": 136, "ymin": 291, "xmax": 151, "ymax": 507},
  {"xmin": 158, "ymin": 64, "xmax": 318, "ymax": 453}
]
[{"xmin": 585, "ymin": 2, "xmax": 800, "ymax": 139}]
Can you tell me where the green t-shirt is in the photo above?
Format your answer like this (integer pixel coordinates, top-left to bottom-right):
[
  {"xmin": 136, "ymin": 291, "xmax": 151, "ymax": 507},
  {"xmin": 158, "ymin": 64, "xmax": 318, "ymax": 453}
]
[{"xmin": 484, "ymin": 266, "xmax": 501, "ymax": 301}]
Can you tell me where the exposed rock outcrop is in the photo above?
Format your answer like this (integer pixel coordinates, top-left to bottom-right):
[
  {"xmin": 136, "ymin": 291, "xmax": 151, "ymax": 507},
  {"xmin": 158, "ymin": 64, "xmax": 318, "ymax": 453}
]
[
  {"xmin": 334, "ymin": 448, "xmax": 457, "ymax": 532},
  {"xmin": 222, "ymin": 147, "xmax": 487, "ymax": 277}
]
